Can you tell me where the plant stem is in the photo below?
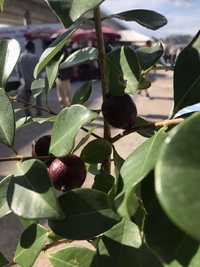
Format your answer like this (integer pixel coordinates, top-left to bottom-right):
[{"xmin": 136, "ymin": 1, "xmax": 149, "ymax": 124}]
[
  {"xmin": 0, "ymin": 155, "xmax": 53, "ymax": 162},
  {"xmin": 112, "ymin": 117, "xmax": 184, "ymax": 143},
  {"xmin": 94, "ymin": 6, "xmax": 111, "ymax": 173}
]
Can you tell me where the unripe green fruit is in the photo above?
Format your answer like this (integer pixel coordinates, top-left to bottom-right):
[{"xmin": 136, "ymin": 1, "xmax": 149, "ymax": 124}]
[
  {"xmin": 48, "ymin": 155, "xmax": 86, "ymax": 191},
  {"xmin": 101, "ymin": 93, "xmax": 137, "ymax": 129}
]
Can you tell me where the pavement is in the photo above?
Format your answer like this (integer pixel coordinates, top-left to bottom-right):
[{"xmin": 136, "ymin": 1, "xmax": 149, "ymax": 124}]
[{"xmin": 0, "ymin": 70, "xmax": 174, "ymax": 263}]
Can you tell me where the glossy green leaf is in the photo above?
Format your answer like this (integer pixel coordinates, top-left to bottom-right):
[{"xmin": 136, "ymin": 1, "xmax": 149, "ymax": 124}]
[
  {"xmin": 7, "ymin": 160, "xmax": 63, "ymax": 220},
  {"xmin": 136, "ymin": 42, "xmax": 164, "ymax": 70},
  {"xmin": 118, "ymin": 128, "xmax": 167, "ymax": 217},
  {"xmin": 104, "ymin": 218, "xmax": 142, "ymax": 248},
  {"xmin": 81, "ymin": 139, "xmax": 112, "ymax": 164},
  {"xmin": 120, "ymin": 46, "xmax": 141, "ymax": 94},
  {"xmin": 0, "ymin": 252, "xmax": 8, "ymax": 267},
  {"xmin": 107, "ymin": 48, "xmax": 126, "ymax": 96},
  {"xmin": 70, "ymin": 0, "xmax": 105, "ymax": 21},
  {"xmin": 113, "ymin": 148, "xmax": 124, "ymax": 195},
  {"xmin": 31, "ymin": 79, "xmax": 45, "ymax": 98},
  {"xmin": 93, "ymin": 172, "xmax": 115, "ymax": 194},
  {"xmin": 173, "ymin": 31, "xmax": 200, "ymax": 114},
  {"xmin": 14, "ymin": 224, "xmax": 48, "ymax": 267},
  {"xmin": 110, "ymin": 9, "xmax": 167, "ymax": 30},
  {"xmin": 95, "ymin": 220, "xmax": 142, "ymax": 265},
  {"xmin": 50, "ymin": 105, "xmax": 97, "ymax": 157},
  {"xmin": 0, "ymin": 39, "xmax": 20, "ymax": 88},
  {"xmin": 0, "ymin": 175, "xmax": 11, "ymax": 218},
  {"xmin": 46, "ymin": 53, "xmax": 64, "ymax": 91},
  {"xmin": 134, "ymin": 117, "xmax": 155, "ymax": 138},
  {"xmin": 71, "ymin": 81, "xmax": 92, "ymax": 105},
  {"xmin": 106, "ymin": 46, "xmax": 141, "ymax": 95},
  {"xmin": 48, "ymin": 188, "xmax": 120, "ymax": 240},
  {"xmin": 121, "ymin": 128, "xmax": 167, "ymax": 191},
  {"xmin": 60, "ymin": 47, "xmax": 98, "ymax": 69},
  {"xmin": 141, "ymin": 174, "xmax": 199, "ymax": 265},
  {"xmin": 156, "ymin": 113, "xmax": 200, "ymax": 241},
  {"xmin": 48, "ymin": 247, "xmax": 96, "ymax": 267},
  {"xmin": 46, "ymin": 0, "xmax": 73, "ymax": 27},
  {"xmin": 0, "ymin": 88, "xmax": 15, "ymax": 146},
  {"xmin": 34, "ymin": 22, "xmax": 79, "ymax": 78},
  {"xmin": 98, "ymin": 237, "xmax": 163, "ymax": 267}
]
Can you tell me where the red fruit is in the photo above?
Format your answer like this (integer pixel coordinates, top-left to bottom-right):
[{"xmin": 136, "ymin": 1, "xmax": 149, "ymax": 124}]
[
  {"xmin": 32, "ymin": 135, "xmax": 51, "ymax": 157},
  {"xmin": 101, "ymin": 93, "xmax": 137, "ymax": 129},
  {"xmin": 48, "ymin": 155, "xmax": 86, "ymax": 191}
]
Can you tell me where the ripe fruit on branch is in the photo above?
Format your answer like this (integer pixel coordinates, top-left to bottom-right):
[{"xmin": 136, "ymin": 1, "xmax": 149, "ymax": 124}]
[
  {"xmin": 101, "ymin": 93, "xmax": 137, "ymax": 129},
  {"xmin": 48, "ymin": 155, "xmax": 86, "ymax": 191},
  {"xmin": 32, "ymin": 135, "xmax": 51, "ymax": 157}
]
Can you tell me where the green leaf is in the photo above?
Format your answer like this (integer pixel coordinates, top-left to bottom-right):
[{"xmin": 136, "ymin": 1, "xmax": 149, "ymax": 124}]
[
  {"xmin": 118, "ymin": 128, "xmax": 167, "ymax": 217},
  {"xmin": 107, "ymin": 48, "xmax": 126, "ymax": 96},
  {"xmin": 14, "ymin": 224, "xmax": 48, "ymax": 267},
  {"xmin": 48, "ymin": 188, "xmax": 120, "ymax": 240},
  {"xmin": 113, "ymin": 148, "xmax": 124, "ymax": 195},
  {"xmin": 0, "ymin": 39, "xmax": 20, "ymax": 88},
  {"xmin": 98, "ymin": 237, "xmax": 162, "ymax": 267},
  {"xmin": 120, "ymin": 46, "xmax": 141, "ymax": 94},
  {"xmin": 80, "ymin": 139, "xmax": 112, "ymax": 164},
  {"xmin": 136, "ymin": 42, "xmax": 164, "ymax": 70},
  {"xmin": 0, "ymin": 252, "xmax": 8, "ymax": 267},
  {"xmin": 46, "ymin": 53, "xmax": 64, "ymax": 91},
  {"xmin": 7, "ymin": 160, "xmax": 63, "ymax": 220},
  {"xmin": 173, "ymin": 31, "xmax": 200, "ymax": 114},
  {"xmin": 46, "ymin": 0, "xmax": 73, "ymax": 27},
  {"xmin": 0, "ymin": 88, "xmax": 15, "ymax": 146},
  {"xmin": 106, "ymin": 46, "xmax": 141, "ymax": 95},
  {"xmin": 104, "ymin": 218, "xmax": 142, "ymax": 248},
  {"xmin": 50, "ymin": 105, "xmax": 97, "ymax": 157},
  {"xmin": 0, "ymin": 175, "xmax": 11, "ymax": 218},
  {"xmin": 121, "ymin": 128, "xmax": 167, "ymax": 191},
  {"xmin": 70, "ymin": 0, "xmax": 105, "ymax": 21},
  {"xmin": 34, "ymin": 22, "xmax": 80, "ymax": 78},
  {"xmin": 60, "ymin": 47, "xmax": 98, "ymax": 69},
  {"xmin": 134, "ymin": 117, "xmax": 155, "ymax": 138},
  {"xmin": 155, "ymin": 113, "xmax": 200, "ymax": 241},
  {"xmin": 48, "ymin": 247, "xmax": 96, "ymax": 267},
  {"xmin": 71, "ymin": 81, "xmax": 92, "ymax": 105},
  {"xmin": 141, "ymin": 173, "xmax": 200, "ymax": 265},
  {"xmin": 31, "ymin": 79, "xmax": 45, "ymax": 98},
  {"xmin": 93, "ymin": 172, "xmax": 115, "ymax": 194},
  {"xmin": 110, "ymin": 9, "xmax": 167, "ymax": 30}
]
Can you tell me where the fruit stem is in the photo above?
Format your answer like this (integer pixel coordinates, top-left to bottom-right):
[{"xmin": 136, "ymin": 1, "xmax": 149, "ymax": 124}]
[{"xmin": 94, "ymin": 6, "xmax": 111, "ymax": 174}]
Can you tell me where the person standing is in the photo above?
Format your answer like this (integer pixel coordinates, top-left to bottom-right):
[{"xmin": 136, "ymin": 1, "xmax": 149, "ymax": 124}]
[{"xmin": 17, "ymin": 41, "xmax": 42, "ymax": 116}]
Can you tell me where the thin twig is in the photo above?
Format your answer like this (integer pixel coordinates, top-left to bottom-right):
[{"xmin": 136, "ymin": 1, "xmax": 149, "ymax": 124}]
[
  {"xmin": 0, "ymin": 155, "xmax": 53, "ymax": 162},
  {"xmin": 112, "ymin": 117, "xmax": 184, "ymax": 143},
  {"xmin": 81, "ymin": 127, "xmax": 101, "ymax": 139}
]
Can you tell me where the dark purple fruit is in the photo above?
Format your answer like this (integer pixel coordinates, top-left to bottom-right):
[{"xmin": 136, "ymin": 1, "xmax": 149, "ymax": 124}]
[
  {"xmin": 32, "ymin": 135, "xmax": 51, "ymax": 157},
  {"xmin": 101, "ymin": 93, "xmax": 137, "ymax": 129},
  {"xmin": 48, "ymin": 155, "xmax": 86, "ymax": 191}
]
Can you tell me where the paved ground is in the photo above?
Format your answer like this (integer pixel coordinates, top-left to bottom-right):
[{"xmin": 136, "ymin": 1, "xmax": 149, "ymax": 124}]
[{"xmin": 0, "ymin": 70, "xmax": 174, "ymax": 263}]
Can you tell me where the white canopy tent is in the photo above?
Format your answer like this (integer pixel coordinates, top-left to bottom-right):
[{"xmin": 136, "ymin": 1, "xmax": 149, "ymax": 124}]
[{"xmin": 119, "ymin": 30, "xmax": 152, "ymax": 45}]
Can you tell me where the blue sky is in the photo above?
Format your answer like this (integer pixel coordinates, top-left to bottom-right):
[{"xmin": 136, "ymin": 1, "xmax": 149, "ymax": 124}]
[{"xmin": 102, "ymin": 0, "xmax": 200, "ymax": 38}]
